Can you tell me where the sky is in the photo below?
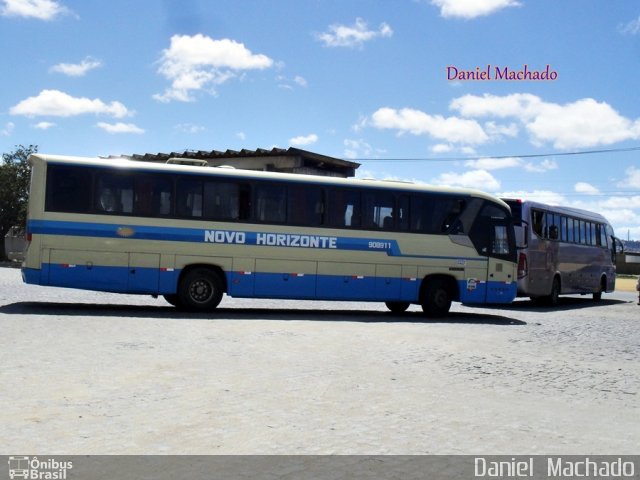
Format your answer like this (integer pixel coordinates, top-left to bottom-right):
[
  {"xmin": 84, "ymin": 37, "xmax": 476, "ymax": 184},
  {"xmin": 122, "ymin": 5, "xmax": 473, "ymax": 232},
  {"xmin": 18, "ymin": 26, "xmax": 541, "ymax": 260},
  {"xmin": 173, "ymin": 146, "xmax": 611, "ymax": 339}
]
[{"xmin": 1, "ymin": 0, "xmax": 640, "ymax": 239}]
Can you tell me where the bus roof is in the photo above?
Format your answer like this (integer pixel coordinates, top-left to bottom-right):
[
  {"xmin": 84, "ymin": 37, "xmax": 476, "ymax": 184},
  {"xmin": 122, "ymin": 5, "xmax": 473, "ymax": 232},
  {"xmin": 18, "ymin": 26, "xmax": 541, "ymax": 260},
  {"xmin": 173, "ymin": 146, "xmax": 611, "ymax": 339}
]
[
  {"xmin": 31, "ymin": 153, "xmax": 510, "ymax": 208},
  {"xmin": 503, "ymin": 198, "xmax": 610, "ymax": 225}
]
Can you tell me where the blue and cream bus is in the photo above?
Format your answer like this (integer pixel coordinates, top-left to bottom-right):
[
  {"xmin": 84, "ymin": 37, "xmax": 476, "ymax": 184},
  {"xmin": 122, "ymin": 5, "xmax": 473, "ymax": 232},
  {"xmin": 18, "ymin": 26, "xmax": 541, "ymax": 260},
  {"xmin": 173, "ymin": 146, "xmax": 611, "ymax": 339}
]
[
  {"xmin": 22, "ymin": 154, "xmax": 517, "ymax": 316},
  {"xmin": 502, "ymin": 199, "xmax": 621, "ymax": 305}
]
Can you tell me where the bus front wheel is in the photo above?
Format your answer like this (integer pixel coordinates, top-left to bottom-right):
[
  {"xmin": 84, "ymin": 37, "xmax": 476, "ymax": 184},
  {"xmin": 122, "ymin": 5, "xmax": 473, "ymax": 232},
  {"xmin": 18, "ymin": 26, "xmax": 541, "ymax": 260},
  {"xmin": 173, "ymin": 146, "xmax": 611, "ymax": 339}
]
[
  {"xmin": 178, "ymin": 268, "xmax": 224, "ymax": 311},
  {"xmin": 421, "ymin": 280, "xmax": 452, "ymax": 317}
]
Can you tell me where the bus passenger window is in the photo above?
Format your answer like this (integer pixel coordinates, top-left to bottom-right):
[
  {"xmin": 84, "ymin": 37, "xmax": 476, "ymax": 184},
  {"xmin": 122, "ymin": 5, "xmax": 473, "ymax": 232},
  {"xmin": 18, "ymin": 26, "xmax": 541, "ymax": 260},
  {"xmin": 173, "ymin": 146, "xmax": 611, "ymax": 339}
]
[
  {"xmin": 531, "ymin": 210, "xmax": 544, "ymax": 237},
  {"xmin": 288, "ymin": 185, "xmax": 323, "ymax": 226},
  {"xmin": 398, "ymin": 195, "xmax": 410, "ymax": 231},
  {"xmin": 46, "ymin": 166, "xmax": 92, "ymax": 213},
  {"xmin": 254, "ymin": 184, "xmax": 286, "ymax": 223},
  {"xmin": 567, "ymin": 218, "xmax": 574, "ymax": 243},
  {"xmin": 176, "ymin": 178, "xmax": 203, "ymax": 218},
  {"xmin": 134, "ymin": 175, "xmax": 172, "ymax": 217},
  {"xmin": 329, "ymin": 190, "xmax": 360, "ymax": 228},
  {"xmin": 203, "ymin": 182, "xmax": 241, "ymax": 220},
  {"xmin": 96, "ymin": 174, "xmax": 133, "ymax": 214},
  {"xmin": 599, "ymin": 224, "xmax": 607, "ymax": 247},
  {"xmin": 362, "ymin": 191, "xmax": 394, "ymax": 230}
]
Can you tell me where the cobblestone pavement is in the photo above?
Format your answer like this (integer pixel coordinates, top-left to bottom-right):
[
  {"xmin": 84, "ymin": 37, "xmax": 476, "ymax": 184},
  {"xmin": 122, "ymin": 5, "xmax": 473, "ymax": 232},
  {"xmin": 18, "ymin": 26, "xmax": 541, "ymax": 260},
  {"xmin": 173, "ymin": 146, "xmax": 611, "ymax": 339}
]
[{"xmin": 0, "ymin": 267, "xmax": 638, "ymax": 454}]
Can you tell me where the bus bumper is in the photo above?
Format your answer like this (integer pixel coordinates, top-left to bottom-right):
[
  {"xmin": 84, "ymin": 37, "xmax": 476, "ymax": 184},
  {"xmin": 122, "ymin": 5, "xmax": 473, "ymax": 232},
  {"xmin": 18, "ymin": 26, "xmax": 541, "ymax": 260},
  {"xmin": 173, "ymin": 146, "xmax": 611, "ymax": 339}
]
[{"xmin": 21, "ymin": 267, "xmax": 42, "ymax": 285}]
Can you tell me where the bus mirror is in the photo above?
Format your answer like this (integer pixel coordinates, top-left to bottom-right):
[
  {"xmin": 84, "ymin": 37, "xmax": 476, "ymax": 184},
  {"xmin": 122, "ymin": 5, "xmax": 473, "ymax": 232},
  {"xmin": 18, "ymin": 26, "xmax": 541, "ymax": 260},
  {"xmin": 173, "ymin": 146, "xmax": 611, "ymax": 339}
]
[{"xmin": 549, "ymin": 225, "xmax": 559, "ymax": 240}]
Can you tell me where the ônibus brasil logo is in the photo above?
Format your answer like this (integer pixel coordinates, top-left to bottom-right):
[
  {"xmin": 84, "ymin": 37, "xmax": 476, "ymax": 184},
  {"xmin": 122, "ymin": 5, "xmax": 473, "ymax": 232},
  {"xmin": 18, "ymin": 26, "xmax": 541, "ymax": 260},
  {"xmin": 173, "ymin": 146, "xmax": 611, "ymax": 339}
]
[{"xmin": 7, "ymin": 457, "xmax": 73, "ymax": 480}]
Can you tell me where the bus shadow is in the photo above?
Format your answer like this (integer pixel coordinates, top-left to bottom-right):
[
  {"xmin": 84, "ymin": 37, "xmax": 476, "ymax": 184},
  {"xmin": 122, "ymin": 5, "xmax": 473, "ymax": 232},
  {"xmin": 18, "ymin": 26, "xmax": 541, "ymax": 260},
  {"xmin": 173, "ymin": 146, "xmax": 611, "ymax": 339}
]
[
  {"xmin": 0, "ymin": 301, "xmax": 526, "ymax": 325},
  {"xmin": 503, "ymin": 296, "xmax": 627, "ymax": 312}
]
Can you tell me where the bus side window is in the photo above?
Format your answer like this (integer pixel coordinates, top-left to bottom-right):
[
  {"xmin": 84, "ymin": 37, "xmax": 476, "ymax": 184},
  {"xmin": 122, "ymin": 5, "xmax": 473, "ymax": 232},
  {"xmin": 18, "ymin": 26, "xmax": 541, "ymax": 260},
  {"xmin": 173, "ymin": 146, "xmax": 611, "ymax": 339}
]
[
  {"xmin": 567, "ymin": 218, "xmax": 574, "ymax": 243},
  {"xmin": 46, "ymin": 166, "xmax": 92, "ymax": 213},
  {"xmin": 599, "ymin": 224, "xmax": 607, "ymax": 247},
  {"xmin": 288, "ymin": 185, "xmax": 323, "ymax": 226},
  {"xmin": 362, "ymin": 191, "xmax": 394, "ymax": 230},
  {"xmin": 254, "ymin": 183, "xmax": 286, "ymax": 223},
  {"xmin": 203, "ymin": 181, "xmax": 243, "ymax": 220},
  {"xmin": 531, "ymin": 209, "xmax": 544, "ymax": 237},
  {"xmin": 96, "ymin": 173, "xmax": 133, "ymax": 214},
  {"xmin": 398, "ymin": 195, "xmax": 410, "ymax": 231},
  {"xmin": 176, "ymin": 177, "xmax": 203, "ymax": 218},
  {"xmin": 329, "ymin": 189, "xmax": 360, "ymax": 228},
  {"xmin": 134, "ymin": 175, "xmax": 172, "ymax": 217}
]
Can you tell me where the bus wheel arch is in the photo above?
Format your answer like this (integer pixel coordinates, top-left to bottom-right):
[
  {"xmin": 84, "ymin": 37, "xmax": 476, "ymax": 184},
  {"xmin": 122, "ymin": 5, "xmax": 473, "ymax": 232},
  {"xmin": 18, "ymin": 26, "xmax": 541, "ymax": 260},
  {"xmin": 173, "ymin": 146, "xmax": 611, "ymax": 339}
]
[
  {"xmin": 420, "ymin": 274, "xmax": 458, "ymax": 317},
  {"xmin": 176, "ymin": 264, "xmax": 226, "ymax": 311}
]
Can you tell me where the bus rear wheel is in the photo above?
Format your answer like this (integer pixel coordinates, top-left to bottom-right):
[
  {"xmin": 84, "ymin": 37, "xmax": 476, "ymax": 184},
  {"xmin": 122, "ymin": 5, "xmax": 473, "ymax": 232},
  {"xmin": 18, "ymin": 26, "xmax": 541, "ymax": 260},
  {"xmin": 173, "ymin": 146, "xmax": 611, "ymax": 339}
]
[
  {"xmin": 544, "ymin": 276, "xmax": 560, "ymax": 307},
  {"xmin": 385, "ymin": 301, "xmax": 410, "ymax": 314},
  {"xmin": 178, "ymin": 268, "xmax": 224, "ymax": 312},
  {"xmin": 421, "ymin": 279, "xmax": 452, "ymax": 317}
]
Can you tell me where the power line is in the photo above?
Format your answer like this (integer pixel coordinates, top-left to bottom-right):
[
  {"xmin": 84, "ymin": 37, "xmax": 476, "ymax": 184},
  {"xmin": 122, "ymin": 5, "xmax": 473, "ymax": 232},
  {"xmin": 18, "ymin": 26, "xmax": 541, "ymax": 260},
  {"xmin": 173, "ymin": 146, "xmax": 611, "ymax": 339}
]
[{"xmin": 354, "ymin": 145, "xmax": 640, "ymax": 162}]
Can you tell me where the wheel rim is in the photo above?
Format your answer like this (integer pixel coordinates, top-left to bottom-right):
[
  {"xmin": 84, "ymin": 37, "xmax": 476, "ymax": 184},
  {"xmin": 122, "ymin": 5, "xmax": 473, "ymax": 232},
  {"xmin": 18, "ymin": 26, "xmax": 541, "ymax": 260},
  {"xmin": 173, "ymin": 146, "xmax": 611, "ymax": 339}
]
[
  {"xmin": 434, "ymin": 289, "xmax": 448, "ymax": 308},
  {"xmin": 190, "ymin": 279, "xmax": 214, "ymax": 304}
]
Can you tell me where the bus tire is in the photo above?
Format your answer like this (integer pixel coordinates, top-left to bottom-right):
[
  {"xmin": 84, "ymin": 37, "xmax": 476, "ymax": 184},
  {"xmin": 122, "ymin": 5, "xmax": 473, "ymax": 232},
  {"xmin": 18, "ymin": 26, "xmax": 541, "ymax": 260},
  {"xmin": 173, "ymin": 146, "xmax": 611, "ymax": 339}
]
[
  {"xmin": 421, "ymin": 279, "xmax": 452, "ymax": 317},
  {"xmin": 593, "ymin": 276, "xmax": 606, "ymax": 301},
  {"xmin": 163, "ymin": 294, "xmax": 180, "ymax": 307},
  {"xmin": 178, "ymin": 268, "xmax": 223, "ymax": 312},
  {"xmin": 545, "ymin": 276, "xmax": 560, "ymax": 307},
  {"xmin": 385, "ymin": 301, "xmax": 410, "ymax": 314}
]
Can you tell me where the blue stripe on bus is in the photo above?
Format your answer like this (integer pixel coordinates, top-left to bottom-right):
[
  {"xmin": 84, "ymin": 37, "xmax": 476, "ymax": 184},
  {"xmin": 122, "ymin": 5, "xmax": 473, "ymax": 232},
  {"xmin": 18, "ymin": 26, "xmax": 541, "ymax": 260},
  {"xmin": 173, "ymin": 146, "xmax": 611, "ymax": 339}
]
[
  {"xmin": 27, "ymin": 219, "xmax": 487, "ymax": 262},
  {"xmin": 23, "ymin": 264, "xmax": 515, "ymax": 305}
]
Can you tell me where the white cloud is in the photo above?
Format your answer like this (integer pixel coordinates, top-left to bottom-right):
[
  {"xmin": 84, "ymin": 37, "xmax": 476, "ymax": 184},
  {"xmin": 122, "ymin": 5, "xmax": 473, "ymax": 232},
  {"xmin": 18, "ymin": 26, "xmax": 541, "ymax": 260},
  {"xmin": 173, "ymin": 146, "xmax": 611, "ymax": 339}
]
[
  {"xmin": 50, "ymin": 57, "xmax": 102, "ymax": 77},
  {"xmin": 10, "ymin": 90, "xmax": 131, "ymax": 118},
  {"xmin": 0, "ymin": 0, "xmax": 69, "ymax": 20},
  {"xmin": 316, "ymin": 17, "xmax": 393, "ymax": 48},
  {"xmin": 497, "ymin": 189, "xmax": 568, "ymax": 205},
  {"xmin": 1, "ymin": 122, "xmax": 15, "ymax": 136},
  {"xmin": 431, "ymin": 143, "xmax": 453, "ymax": 153},
  {"xmin": 618, "ymin": 166, "xmax": 640, "ymax": 189},
  {"xmin": 96, "ymin": 122, "xmax": 144, "ymax": 134},
  {"xmin": 431, "ymin": 0, "xmax": 521, "ymax": 19},
  {"xmin": 484, "ymin": 121, "xmax": 519, "ymax": 139},
  {"xmin": 236, "ymin": 131, "xmax": 246, "ymax": 141},
  {"xmin": 464, "ymin": 157, "xmax": 522, "ymax": 170},
  {"xmin": 344, "ymin": 138, "xmax": 373, "ymax": 159},
  {"xmin": 619, "ymin": 16, "xmax": 640, "ymax": 35},
  {"xmin": 523, "ymin": 158, "xmax": 557, "ymax": 173},
  {"xmin": 33, "ymin": 121, "xmax": 56, "ymax": 130},
  {"xmin": 289, "ymin": 133, "xmax": 318, "ymax": 146},
  {"xmin": 175, "ymin": 123, "xmax": 205, "ymax": 134},
  {"xmin": 294, "ymin": 76, "xmax": 308, "ymax": 87},
  {"xmin": 371, "ymin": 107, "xmax": 489, "ymax": 145},
  {"xmin": 450, "ymin": 93, "xmax": 640, "ymax": 149},
  {"xmin": 574, "ymin": 182, "xmax": 600, "ymax": 195},
  {"xmin": 153, "ymin": 34, "xmax": 274, "ymax": 103},
  {"xmin": 433, "ymin": 169, "xmax": 500, "ymax": 190}
]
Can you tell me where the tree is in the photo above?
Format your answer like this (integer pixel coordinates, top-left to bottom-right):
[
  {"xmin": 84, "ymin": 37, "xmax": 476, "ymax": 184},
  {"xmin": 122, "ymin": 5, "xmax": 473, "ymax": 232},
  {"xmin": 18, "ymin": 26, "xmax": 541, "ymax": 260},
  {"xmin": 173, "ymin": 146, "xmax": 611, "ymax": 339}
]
[{"xmin": 0, "ymin": 145, "xmax": 37, "ymax": 260}]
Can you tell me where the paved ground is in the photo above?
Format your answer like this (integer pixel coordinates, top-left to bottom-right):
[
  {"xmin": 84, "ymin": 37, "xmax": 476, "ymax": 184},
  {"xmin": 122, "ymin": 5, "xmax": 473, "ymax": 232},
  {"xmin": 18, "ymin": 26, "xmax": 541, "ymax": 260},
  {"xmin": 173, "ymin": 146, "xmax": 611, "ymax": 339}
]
[{"xmin": 0, "ymin": 266, "xmax": 638, "ymax": 454}]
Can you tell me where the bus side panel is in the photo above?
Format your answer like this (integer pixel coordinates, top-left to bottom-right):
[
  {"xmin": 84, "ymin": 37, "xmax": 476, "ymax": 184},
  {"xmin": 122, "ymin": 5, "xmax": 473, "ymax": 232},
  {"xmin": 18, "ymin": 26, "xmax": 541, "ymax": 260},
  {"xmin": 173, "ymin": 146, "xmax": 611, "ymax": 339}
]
[
  {"xmin": 47, "ymin": 249, "xmax": 129, "ymax": 292},
  {"xmin": 399, "ymin": 266, "xmax": 419, "ymax": 302},
  {"xmin": 374, "ymin": 264, "xmax": 402, "ymax": 301},
  {"xmin": 227, "ymin": 258, "xmax": 256, "ymax": 297},
  {"xmin": 253, "ymin": 259, "xmax": 317, "ymax": 298},
  {"xmin": 316, "ymin": 262, "xmax": 376, "ymax": 300}
]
